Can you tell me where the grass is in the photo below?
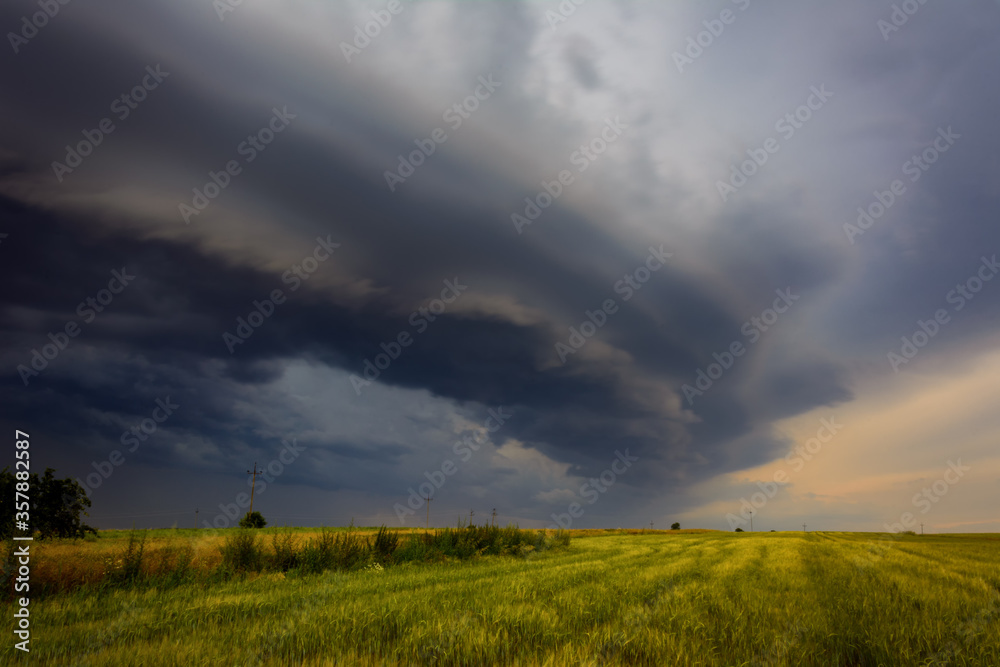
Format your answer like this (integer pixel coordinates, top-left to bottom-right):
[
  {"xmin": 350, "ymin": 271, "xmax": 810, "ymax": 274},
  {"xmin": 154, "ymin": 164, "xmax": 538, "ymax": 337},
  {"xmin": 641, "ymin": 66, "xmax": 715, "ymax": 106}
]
[
  {"xmin": 3, "ymin": 530, "xmax": 998, "ymax": 665},
  {"xmin": 1, "ymin": 523, "xmax": 570, "ymax": 596}
]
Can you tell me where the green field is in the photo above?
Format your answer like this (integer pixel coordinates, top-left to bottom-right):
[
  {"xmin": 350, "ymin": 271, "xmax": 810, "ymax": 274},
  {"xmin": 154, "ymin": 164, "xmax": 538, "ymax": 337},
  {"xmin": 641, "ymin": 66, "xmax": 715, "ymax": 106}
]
[{"xmin": 4, "ymin": 530, "xmax": 999, "ymax": 665}]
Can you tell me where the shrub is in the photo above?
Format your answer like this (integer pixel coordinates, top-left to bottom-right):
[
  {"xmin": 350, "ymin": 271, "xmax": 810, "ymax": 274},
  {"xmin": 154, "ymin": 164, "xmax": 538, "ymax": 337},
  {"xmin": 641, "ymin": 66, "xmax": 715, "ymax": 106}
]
[
  {"xmin": 735, "ymin": 528, "xmax": 744, "ymax": 532},
  {"xmin": 298, "ymin": 530, "xmax": 336, "ymax": 574},
  {"xmin": 393, "ymin": 523, "xmax": 559, "ymax": 563},
  {"xmin": 221, "ymin": 530, "xmax": 264, "ymax": 573},
  {"xmin": 269, "ymin": 530, "xmax": 298, "ymax": 571},
  {"xmin": 239, "ymin": 511, "xmax": 267, "ymax": 529},
  {"xmin": 371, "ymin": 525, "xmax": 399, "ymax": 564},
  {"xmin": 107, "ymin": 529, "xmax": 147, "ymax": 586},
  {"xmin": 553, "ymin": 529, "xmax": 571, "ymax": 549},
  {"xmin": 332, "ymin": 529, "xmax": 366, "ymax": 570},
  {"xmin": 148, "ymin": 544, "xmax": 194, "ymax": 587},
  {"xmin": 296, "ymin": 527, "xmax": 368, "ymax": 573},
  {"xmin": 393, "ymin": 535, "xmax": 437, "ymax": 563},
  {"xmin": 671, "ymin": 522, "xmax": 681, "ymax": 530}
]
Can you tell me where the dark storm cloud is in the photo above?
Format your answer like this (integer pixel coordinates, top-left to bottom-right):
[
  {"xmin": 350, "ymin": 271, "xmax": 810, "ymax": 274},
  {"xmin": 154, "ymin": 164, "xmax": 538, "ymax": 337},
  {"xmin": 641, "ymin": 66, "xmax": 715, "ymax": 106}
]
[{"xmin": 2, "ymin": 0, "xmax": 998, "ymax": 529}]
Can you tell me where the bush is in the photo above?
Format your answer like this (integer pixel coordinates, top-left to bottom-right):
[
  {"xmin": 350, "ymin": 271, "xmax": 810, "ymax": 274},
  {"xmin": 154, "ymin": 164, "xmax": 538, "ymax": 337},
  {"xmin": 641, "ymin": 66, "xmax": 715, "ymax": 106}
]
[
  {"xmin": 148, "ymin": 544, "xmax": 194, "ymax": 587},
  {"xmin": 239, "ymin": 511, "xmax": 267, "ymax": 529},
  {"xmin": 332, "ymin": 529, "xmax": 366, "ymax": 570},
  {"xmin": 393, "ymin": 535, "xmax": 438, "ymax": 563},
  {"xmin": 394, "ymin": 523, "xmax": 569, "ymax": 563},
  {"xmin": 671, "ymin": 522, "xmax": 681, "ymax": 530},
  {"xmin": 295, "ymin": 526, "xmax": 368, "ymax": 574},
  {"xmin": 735, "ymin": 528, "xmax": 744, "ymax": 532},
  {"xmin": 269, "ymin": 530, "xmax": 298, "ymax": 571},
  {"xmin": 298, "ymin": 529, "xmax": 336, "ymax": 574},
  {"xmin": 371, "ymin": 525, "xmax": 399, "ymax": 564},
  {"xmin": 107, "ymin": 530, "xmax": 147, "ymax": 586},
  {"xmin": 221, "ymin": 530, "xmax": 264, "ymax": 572}
]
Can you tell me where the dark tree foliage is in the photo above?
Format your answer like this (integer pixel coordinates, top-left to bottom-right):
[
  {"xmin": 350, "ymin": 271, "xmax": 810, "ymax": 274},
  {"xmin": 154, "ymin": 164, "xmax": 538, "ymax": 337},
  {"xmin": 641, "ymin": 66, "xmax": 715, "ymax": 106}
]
[
  {"xmin": 671, "ymin": 522, "xmax": 681, "ymax": 530},
  {"xmin": 239, "ymin": 511, "xmax": 267, "ymax": 529},
  {"xmin": 1, "ymin": 467, "xmax": 97, "ymax": 539}
]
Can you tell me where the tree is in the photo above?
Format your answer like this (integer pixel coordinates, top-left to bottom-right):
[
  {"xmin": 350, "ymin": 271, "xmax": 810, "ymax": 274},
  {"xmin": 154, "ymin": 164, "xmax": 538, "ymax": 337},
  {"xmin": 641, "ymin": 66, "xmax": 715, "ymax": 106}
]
[
  {"xmin": 239, "ymin": 511, "xmax": 267, "ymax": 529},
  {"xmin": 1, "ymin": 467, "xmax": 96, "ymax": 539},
  {"xmin": 734, "ymin": 527, "xmax": 744, "ymax": 532},
  {"xmin": 671, "ymin": 522, "xmax": 680, "ymax": 530}
]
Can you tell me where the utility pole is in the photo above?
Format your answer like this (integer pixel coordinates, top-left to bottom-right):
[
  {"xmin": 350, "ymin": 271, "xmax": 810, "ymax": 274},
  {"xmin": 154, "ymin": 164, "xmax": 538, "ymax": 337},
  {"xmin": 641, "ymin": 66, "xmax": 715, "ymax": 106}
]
[
  {"xmin": 749, "ymin": 510, "xmax": 753, "ymax": 532},
  {"xmin": 246, "ymin": 462, "xmax": 262, "ymax": 517},
  {"xmin": 491, "ymin": 508, "xmax": 497, "ymax": 527},
  {"xmin": 469, "ymin": 509, "xmax": 475, "ymax": 526},
  {"xmin": 424, "ymin": 495, "xmax": 432, "ymax": 531},
  {"xmin": 920, "ymin": 523, "xmax": 924, "ymax": 535},
  {"xmin": 650, "ymin": 521, "xmax": 654, "ymax": 531},
  {"xmin": 802, "ymin": 523, "xmax": 806, "ymax": 532},
  {"xmin": 195, "ymin": 508, "xmax": 199, "ymax": 529}
]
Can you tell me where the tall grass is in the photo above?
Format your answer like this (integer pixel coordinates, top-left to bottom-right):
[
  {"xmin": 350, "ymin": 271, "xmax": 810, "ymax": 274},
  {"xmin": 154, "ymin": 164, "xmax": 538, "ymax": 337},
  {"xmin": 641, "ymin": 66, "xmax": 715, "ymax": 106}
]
[
  {"xmin": 8, "ymin": 523, "xmax": 571, "ymax": 599},
  {"xmin": 219, "ymin": 530, "xmax": 264, "ymax": 573},
  {"xmin": 105, "ymin": 529, "xmax": 146, "ymax": 585},
  {"xmin": 4, "ymin": 531, "xmax": 999, "ymax": 665},
  {"xmin": 3, "ymin": 523, "xmax": 572, "ymax": 600}
]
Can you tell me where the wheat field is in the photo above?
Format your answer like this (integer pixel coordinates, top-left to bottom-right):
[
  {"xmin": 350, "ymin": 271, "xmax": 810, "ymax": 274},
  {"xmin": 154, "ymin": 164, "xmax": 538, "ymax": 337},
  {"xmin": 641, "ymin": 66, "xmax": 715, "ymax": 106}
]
[{"xmin": 3, "ymin": 530, "xmax": 999, "ymax": 665}]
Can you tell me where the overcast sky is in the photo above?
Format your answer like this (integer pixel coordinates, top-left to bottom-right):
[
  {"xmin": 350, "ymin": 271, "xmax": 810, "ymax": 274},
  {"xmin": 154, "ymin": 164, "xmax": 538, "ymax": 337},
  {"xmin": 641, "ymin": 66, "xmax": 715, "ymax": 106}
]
[{"xmin": 2, "ymin": 1, "xmax": 998, "ymax": 533}]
